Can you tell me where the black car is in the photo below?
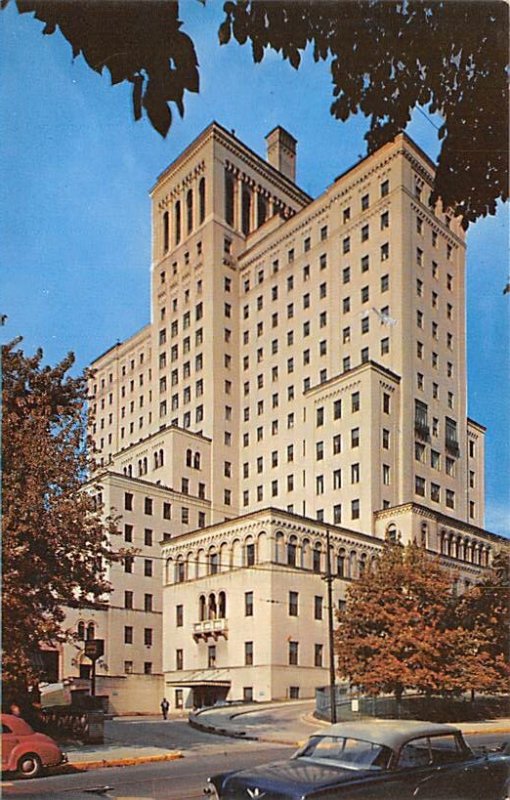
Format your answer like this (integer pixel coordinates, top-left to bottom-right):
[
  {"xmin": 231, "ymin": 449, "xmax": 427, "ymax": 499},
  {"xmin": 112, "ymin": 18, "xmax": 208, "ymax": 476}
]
[{"xmin": 204, "ymin": 719, "xmax": 510, "ymax": 799}]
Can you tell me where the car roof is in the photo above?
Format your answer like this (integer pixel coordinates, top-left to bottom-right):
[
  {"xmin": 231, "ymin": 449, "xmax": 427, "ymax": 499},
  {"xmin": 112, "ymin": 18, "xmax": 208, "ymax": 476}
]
[
  {"xmin": 1, "ymin": 714, "xmax": 34, "ymax": 734},
  {"xmin": 314, "ymin": 720, "xmax": 461, "ymax": 751}
]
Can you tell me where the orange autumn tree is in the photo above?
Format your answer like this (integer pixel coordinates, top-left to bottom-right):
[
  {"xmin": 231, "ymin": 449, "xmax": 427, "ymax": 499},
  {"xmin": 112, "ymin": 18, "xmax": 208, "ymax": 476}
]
[
  {"xmin": 454, "ymin": 545, "xmax": 510, "ymax": 696},
  {"xmin": 1, "ymin": 339, "xmax": 119, "ymax": 699},
  {"xmin": 335, "ymin": 539, "xmax": 467, "ymax": 702}
]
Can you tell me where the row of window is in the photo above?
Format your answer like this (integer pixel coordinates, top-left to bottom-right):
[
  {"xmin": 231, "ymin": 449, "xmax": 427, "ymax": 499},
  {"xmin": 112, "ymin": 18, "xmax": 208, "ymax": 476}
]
[
  {"xmin": 174, "ymin": 640, "xmax": 325, "ymax": 671},
  {"xmin": 123, "ymin": 493, "xmax": 206, "ymax": 529},
  {"xmin": 162, "ymin": 177, "xmax": 206, "ymax": 253},
  {"xmin": 123, "ymin": 591, "xmax": 154, "ymax": 612},
  {"xmin": 124, "ymin": 625, "xmax": 154, "ymax": 646}
]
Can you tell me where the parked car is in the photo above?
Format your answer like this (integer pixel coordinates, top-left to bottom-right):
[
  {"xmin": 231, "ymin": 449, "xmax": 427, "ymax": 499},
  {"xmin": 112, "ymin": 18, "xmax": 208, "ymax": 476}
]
[
  {"xmin": 1, "ymin": 713, "xmax": 67, "ymax": 778},
  {"xmin": 204, "ymin": 719, "xmax": 510, "ymax": 799}
]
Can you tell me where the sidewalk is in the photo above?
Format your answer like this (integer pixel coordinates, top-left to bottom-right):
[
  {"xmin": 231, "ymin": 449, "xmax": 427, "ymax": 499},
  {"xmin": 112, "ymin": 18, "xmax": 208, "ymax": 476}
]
[
  {"xmin": 63, "ymin": 714, "xmax": 184, "ymax": 771},
  {"xmin": 55, "ymin": 703, "xmax": 510, "ymax": 772},
  {"xmin": 191, "ymin": 701, "xmax": 510, "ymax": 747}
]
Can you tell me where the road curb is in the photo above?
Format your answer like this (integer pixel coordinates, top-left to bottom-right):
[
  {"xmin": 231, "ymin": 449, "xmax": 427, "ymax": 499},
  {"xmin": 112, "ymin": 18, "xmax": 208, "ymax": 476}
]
[{"xmin": 64, "ymin": 752, "xmax": 183, "ymax": 772}]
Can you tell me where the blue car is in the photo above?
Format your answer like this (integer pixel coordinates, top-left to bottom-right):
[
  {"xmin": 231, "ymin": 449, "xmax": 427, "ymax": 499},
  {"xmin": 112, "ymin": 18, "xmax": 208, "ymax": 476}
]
[{"xmin": 205, "ymin": 719, "xmax": 510, "ymax": 799}]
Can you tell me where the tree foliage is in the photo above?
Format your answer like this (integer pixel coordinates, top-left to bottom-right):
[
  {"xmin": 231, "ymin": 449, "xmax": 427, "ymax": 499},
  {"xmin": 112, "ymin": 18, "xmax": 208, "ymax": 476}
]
[
  {"xmin": 454, "ymin": 545, "xmax": 510, "ymax": 694},
  {"xmin": 8, "ymin": 0, "xmax": 199, "ymax": 137},
  {"xmin": 335, "ymin": 539, "xmax": 510, "ymax": 700},
  {"xmin": 221, "ymin": 0, "xmax": 508, "ymax": 228},
  {"xmin": 1, "ymin": 339, "xmax": 118, "ymax": 695},
  {"xmin": 3, "ymin": 0, "xmax": 507, "ymax": 228}
]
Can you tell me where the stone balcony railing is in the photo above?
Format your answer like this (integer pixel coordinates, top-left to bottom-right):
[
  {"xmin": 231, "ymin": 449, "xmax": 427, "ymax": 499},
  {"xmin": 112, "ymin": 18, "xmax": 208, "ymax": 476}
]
[{"xmin": 192, "ymin": 618, "xmax": 228, "ymax": 641}]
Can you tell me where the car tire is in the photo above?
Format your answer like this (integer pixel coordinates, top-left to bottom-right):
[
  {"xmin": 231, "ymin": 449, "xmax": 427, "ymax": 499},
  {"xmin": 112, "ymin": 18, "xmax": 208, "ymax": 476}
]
[{"xmin": 17, "ymin": 753, "xmax": 43, "ymax": 779}]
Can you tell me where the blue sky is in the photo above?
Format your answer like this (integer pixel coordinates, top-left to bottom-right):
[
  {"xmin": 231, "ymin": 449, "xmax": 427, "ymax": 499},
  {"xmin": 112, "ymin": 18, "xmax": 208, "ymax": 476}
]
[{"xmin": 0, "ymin": 1, "xmax": 508, "ymax": 536}]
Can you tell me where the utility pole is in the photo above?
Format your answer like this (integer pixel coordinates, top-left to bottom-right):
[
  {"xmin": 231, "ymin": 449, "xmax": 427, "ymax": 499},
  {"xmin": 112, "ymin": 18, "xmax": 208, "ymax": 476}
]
[{"xmin": 325, "ymin": 529, "xmax": 337, "ymax": 723}]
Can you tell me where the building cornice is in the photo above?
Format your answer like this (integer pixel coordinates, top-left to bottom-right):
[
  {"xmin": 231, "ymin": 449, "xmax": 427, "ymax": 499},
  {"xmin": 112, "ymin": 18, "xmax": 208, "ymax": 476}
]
[{"xmin": 374, "ymin": 502, "xmax": 504, "ymax": 544}]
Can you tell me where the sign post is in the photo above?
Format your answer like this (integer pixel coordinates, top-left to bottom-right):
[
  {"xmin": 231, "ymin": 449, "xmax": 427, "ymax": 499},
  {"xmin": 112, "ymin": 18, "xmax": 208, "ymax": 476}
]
[{"xmin": 84, "ymin": 639, "xmax": 104, "ymax": 697}]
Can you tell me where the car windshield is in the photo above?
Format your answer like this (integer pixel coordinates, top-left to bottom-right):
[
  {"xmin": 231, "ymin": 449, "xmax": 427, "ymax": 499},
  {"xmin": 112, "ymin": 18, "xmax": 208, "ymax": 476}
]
[{"xmin": 295, "ymin": 735, "xmax": 392, "ymax": 771}]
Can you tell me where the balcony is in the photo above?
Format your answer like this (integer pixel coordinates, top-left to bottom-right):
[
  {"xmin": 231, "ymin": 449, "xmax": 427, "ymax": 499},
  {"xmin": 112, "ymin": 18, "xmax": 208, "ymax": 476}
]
[
  {"xmin": 193, "ymin": 618, "xmax": 228, "ymax": 642},
  {"xmin": 414, "ymin": 420, "xmax": 430, "ymax": 442},
  {"xmin": 445, "ymin": 438, "xmax": 460, "ymax": 457}
]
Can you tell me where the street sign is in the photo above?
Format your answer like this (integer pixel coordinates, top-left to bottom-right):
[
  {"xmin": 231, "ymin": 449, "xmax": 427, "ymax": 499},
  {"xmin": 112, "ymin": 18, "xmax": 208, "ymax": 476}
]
[{"xmin": 84, "ymin": 639, "xmax": 104, "ymax": 661}]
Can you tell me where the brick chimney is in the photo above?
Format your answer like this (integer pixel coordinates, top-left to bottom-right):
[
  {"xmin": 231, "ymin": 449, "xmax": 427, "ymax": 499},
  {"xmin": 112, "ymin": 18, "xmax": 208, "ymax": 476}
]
[{"xmin": 265, "ymin": 126, "xmax": 297, "ymax": 183}]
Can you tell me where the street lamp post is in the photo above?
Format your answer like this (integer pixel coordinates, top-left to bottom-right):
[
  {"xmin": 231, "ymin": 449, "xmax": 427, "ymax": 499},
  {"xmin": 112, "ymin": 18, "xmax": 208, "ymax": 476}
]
[{"xmin": 325, "ymin": 529, "xmax": 337, "ymax": 723}]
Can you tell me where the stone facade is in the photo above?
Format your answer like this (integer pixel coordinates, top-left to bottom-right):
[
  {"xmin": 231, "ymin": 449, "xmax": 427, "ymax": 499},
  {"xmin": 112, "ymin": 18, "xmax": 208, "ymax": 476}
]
[{"xmin": 61, "ymin": 123, "xmax": 502, "ymax": 711}]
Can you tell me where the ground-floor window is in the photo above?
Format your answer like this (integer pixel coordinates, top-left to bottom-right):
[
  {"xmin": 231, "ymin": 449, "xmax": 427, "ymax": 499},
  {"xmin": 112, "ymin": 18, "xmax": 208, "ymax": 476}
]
[
  {"xmin": 243, "ymin": 687, "xmax": 253, "ymax": 702},
  {"xmin": 289, "ymin": 686, "xmax": 300, "ymax": 699},
  {"xmin": 175, "ymin": 689, "xmax": 183, "ymax": 709}
]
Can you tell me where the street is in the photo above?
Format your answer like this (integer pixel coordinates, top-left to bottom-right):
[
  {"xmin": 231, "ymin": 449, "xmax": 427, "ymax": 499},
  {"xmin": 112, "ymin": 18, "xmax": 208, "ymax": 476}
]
[{"xmin": 1, "ymin": 710, "xmax": 508, "ymax": 800}]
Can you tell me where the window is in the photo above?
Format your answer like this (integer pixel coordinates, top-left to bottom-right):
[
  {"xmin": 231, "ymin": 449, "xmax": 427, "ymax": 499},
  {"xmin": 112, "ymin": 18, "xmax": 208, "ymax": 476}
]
[
  {"xmin": 381, "ymin": 337, "xmax": 390, "ymax": 355},
  {"xmin": 351, "ymin": 427, "xmax": 360, "ymax": 448},
  {"xmin": 333, "ymin": 504, "xmax": 342, "ymax": 523},
  {"xmin": 343, "ymin": 296, "xmax": 351, "ymax": 313},
  {"xmin": 144, "ymin": 528, "xmax": 153, "ymax": 547},
  {"xmin": 381, "ymin": 179, "xmax": 389, "ymax": 197},
  {"xmin": 343, "ymin": 266, "xmax": 351, "ymax": 284},
  {"xmin": 124, "ymin": 523, "xmax": 133, "ymax": 543},
  {"xmin": 124, "ymin": 591, "xmax": 133, "ymax": 609},
  {"xmin": 124, "ymin": 626, "xmax": 133, "ymax": 644},
  {"xmin": 124, "ymin": 492, "xmax": 134, "ymax": 511},
  {"xmin": 361, "ymin": 223, "xmax": 369, "ymax": 242},
  {"xmin": 381, "ymin": 242, "xmax": 389, "ymax": 261},
  {"xmin": 176, "ymin": 649, "xmax": 183, "ymax": 670},
  {"xmin": 343, "ymin": 206, "xmax": 351, "ymax": 223},
  {"xmin": 382, "ymin": 428, "xmax": 390, "ymax": 449},
  {"xmin": 351, "ymin": 391, "xmax": 360, "ymax": 412},
  {"xmin": 431, "ymin": 483, "xmax": 440, "ymax": 502},
  {"xmin": 314, "ymin": 644, "xmax": 323, "ymax": 668},
  {"xmin": 245, "ymin": 591, "xmax": 254, "ymax": 617},
  {"xmin": 144, "ymin": 497, "xmax": 153, "ymax": 516},
  {"xmin": 381, "ymin": 274, "xmax": 389, "ymax": 292},
  {"xmin": 333, "ymin": 468, "xmax": 342, "ymax": 489},
  {"xmin": 361, "ymin": 285, "xmax": 369, "ymax": 303},
  {"xmin": 351, "ymin": 499, "xmax": 360, "ymax": 520},
  {"xmin": 361, "ymin": 315, "xmax": 369, "ymax": 334},
  {"xmin": 244, "ymin": 641, "xmax": 254, "ymax": 666},
  {"xmin": 144, "ymin": 559, "xmax": 153, "ymax": 577},
  {"xmin": 361, "ymin": 254, "xmax": 370, "ymax": 272},
  {"xmin": 289, "ymin": 591, "xmax": 299, "ymax": 616},
  {"xmin": 431, "ymin": 450, "xmax": 441, "ymax": 469},
  {"xmin": 361, "ymin": 347, "xmax": 369, "ymax": 363},
  {"xmin": 314, "ymin": 595, "xmax": 323, "ymax": 620},
  {"xmin": 124, "ymin": 555, "xmax": 134, "ymax": 574},
  {"xmin": 361, "ymin": 193, "xmax": 369, "ymax": 210},
  {"xmin": 415, "ymin": 476, "xmax": 426, "ymax": 497},
  {"xmin": 289, "ymin": 641, "xmax": 299, "ymax": 665},
  {"xmin": 446, "ymin": 489, "xmax": 455, "ymax": 509},
  {"xmin": 343, "ymin": 235, "xmax": 351, "ymax": 254},
  {"xmin": 351, "ymin": 463, "xmax": 360, "ymax": 483},
  {"xmin": 382, "ymin": 464, "xmax": 391, "ymax": 485}
]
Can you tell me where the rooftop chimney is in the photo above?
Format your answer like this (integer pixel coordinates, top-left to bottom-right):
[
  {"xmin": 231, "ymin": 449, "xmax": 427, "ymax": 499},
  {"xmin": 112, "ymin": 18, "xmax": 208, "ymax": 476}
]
[{"xmin": 265, "ymin": 126, "xmax": 297, "ymax": 183}]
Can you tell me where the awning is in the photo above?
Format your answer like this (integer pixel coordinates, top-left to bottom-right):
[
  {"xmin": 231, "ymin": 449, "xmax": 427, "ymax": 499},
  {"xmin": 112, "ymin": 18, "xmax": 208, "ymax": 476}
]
[{"xmin": 165, "ymin": 669, "xmax": 231, "ymax": 688}]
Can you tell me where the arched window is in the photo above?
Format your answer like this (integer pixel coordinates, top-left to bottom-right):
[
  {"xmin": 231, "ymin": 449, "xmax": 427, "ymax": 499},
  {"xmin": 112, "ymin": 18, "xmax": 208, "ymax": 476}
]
[
  {"xmin": 199, "ymin": 177, "xmax": 206, "ymax": 224},
  {"xmin": 208, "ymin": 593, "xmax": 217, "ymax": 619},
  {"xmin": 199, "ymin": 594, "xmax": 206, "ymax": 621},
  {"xmin": 174, "ymin": 200, "xmax": 181, "ymax": 245},
  {"xmin": 210, "ymin": 551, "xmax": 219, "ymax": 575},
  {"xmin": 77, "ymin": 621, "xmax": 85, "ymax": 640},
  {"xmin": 186, "ymin": 189, "xmax": 193, "ymax": 234},
  {"xmin": 128, "ymin": 464, "xmax": 133, "ymax": 477},
  {"xmin": 143, "ymin": 456, "xmax": 148, "ymax": 474},
  {"xmin": 86, "ymin": 623, "xmax": 95, "ymax": 641},
  {"xmin": 123, "ymin": 466, "xmax": 127, "ymax": 476},
  {"xmin": 186, "ymin": 449, "xmax": 193, "ymax": 467},
  {"xmin": 349, "ymin": 550, "xmax": 357, "ymax": 579},
  {"xmin": 138, "ymin": 459, "xmax": 143, "ymax": 476},
  {"xmin": 257, "ymin": 194, "xmax": 267, "ymax": 227},
  {"xmin": 166, "ymin": 558, "xmax": 173, "ymax": 583},
  {"xmin": 337, "ymin": 549, "xmax": 346, "ymax": 577},
  {"xmin": 154, "ymin": 452, "xmax": 159, "ymax": 470},
  {"xmin": 386, "ymin": 524, "xmax": 398, "ymax": 543},
  {"xmin": 159, "ymin": 449, "xmax": 164, "ymax": 467},
  {"xmin": 242, "ymin": 187, "xmax": 251, "ymax": 235},
  {"xmin": 275, "ymin": 532, "xmax": 284, "ymax": 563},
  {"xmin": 176, "ymin": 557, "xmax": 186, "ymax": 583},
  {"xmin": 163, "ymin": 210, "xmax": 169, "ymax": 253},
  {"xmin": 218, "ymin": 591, "xmax": 226, "ymax": 618},
  {"xmin": 287, "ymin": 536, "xmax": 297, "ymax": 567},
  {"xmin": 312, "ymin": 543, "xmax": 322, "ymax": 573},
  {"xmin": 224, "ymin": 172, "xmax": 234, "ymax": 226},
  {"xmin": 193, "ymin": 452, "xmax": 201, "ymax": 470},
  {"xmin": 359, "ymin": 553, "xmax": 368, "ymax": 576},
  {"xmin": 420, "ymin": 523, "xmax": 428, "ymax": 547}
]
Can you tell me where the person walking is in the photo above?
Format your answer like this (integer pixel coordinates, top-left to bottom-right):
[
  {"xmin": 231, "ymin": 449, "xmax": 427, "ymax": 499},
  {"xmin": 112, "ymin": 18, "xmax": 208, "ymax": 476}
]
[{"xmin": 160, "ymin": 697, "xmax": 170, "ymax": 720}]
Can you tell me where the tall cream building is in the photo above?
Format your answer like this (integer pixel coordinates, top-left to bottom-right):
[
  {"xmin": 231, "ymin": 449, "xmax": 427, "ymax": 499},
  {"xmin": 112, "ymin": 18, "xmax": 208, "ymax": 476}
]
[{"xmin": 64, "ymin": 123, "xmax": 501, "ymax": 713}]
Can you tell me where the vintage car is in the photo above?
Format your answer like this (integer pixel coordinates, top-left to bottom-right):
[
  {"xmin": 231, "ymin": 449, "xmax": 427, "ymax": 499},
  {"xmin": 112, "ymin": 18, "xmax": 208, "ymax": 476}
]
[
  {"xmin": 1, "ymin": 713, "xmax": 67, "ymax": 778},
  {"xmin": 204, "ymin": 719, "xmax": 510, "ymax": 799}
]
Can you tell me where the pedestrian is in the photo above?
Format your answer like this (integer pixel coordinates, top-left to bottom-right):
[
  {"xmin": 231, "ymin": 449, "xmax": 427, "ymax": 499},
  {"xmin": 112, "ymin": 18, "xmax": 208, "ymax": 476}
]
[{"xmin": 160, "ymin": 697, "xmax": 170, "ymax": 720}]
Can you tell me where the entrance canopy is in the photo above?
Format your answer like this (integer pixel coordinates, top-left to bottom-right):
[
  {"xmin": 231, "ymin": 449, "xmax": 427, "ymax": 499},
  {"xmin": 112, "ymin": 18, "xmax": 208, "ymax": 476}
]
[{"xmin": 165, "ymin": 668, "xmax": 231, "ymax": 689}]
